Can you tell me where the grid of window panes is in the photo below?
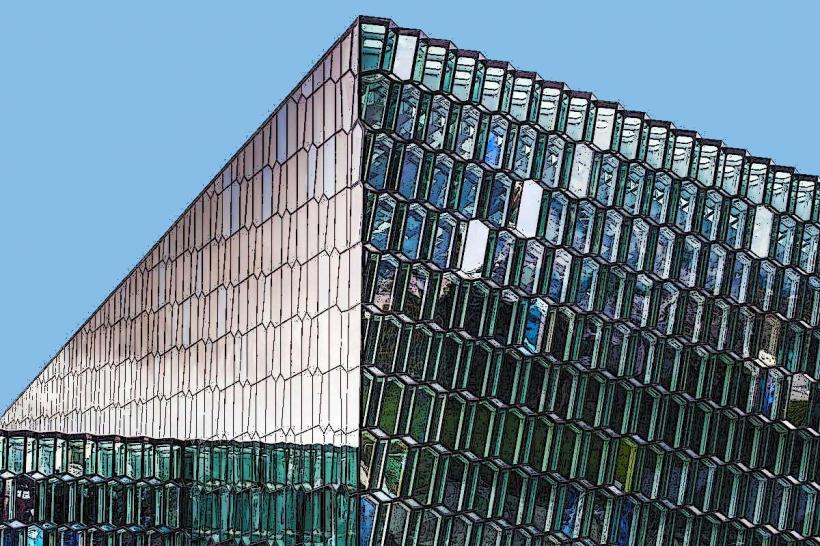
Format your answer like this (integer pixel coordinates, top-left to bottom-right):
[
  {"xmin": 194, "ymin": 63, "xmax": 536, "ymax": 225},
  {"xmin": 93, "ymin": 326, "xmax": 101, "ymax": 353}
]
[
  {"xmin": 0, "ymin": 20, "xmax": 362, "ymax": 452},
  {"xmin": 0, "ymin": 431, "xmax": 357, "ymax": 546},
  {"xmin": 357, "ymin": 17, "xmax": 820, "ymax": 546}
]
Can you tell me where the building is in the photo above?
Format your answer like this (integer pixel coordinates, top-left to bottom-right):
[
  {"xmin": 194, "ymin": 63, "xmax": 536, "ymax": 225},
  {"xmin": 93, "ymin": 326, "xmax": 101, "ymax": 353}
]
[{"xmin": 1, "ymin": 15, "xmax": 818, "ymax": 546}]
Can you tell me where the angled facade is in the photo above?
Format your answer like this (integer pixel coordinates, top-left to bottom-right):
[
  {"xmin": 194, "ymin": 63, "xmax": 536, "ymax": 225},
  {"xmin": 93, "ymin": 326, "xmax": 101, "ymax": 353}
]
[
  {"xmin": 2, "ymin": 15, "xmax": 820, "ymax": 546},
  {"xmin": 0, "ymin": 19, "xmax": 363, "ymax": 546}
]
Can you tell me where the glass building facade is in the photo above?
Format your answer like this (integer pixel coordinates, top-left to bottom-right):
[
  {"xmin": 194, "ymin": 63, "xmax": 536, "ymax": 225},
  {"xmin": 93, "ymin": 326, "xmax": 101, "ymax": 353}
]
[
  {"xmin": 0, "ymin": 431, "xmax": 356, "ymax": 545},
  {"xmin": 2, "ymin": 15, "xmax": 820, "ymax": 546},
  {"xmin": 1, "ymin": 18, "xmax": 363, "ymax": 546}
]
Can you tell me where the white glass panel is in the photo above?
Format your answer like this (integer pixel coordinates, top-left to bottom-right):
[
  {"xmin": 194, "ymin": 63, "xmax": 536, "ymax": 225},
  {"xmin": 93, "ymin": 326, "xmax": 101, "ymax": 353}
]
[
  {"xmin": 393, "ymin": 34, "xmax": 418, "ymax": 80},
  {"xmin": 516, "ymin": 179, "xmax": 543, "ymax": 238},
  {"xmin": 460, "ymin": 219, "xmax": 490, "ymax": 278},
  {"xmin": 751, "ymin": 205, "xmax": 774, "ymax": 258},
  {"xmin": 569, "ymin": 144, "xmax": 593, "ymax": 198}
]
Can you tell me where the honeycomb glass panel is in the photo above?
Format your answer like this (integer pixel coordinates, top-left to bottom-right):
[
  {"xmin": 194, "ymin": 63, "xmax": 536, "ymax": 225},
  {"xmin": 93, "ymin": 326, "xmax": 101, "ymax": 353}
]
[{"xmin": 356, "ymin": 16, "xmax": 820, "ymax": 546}]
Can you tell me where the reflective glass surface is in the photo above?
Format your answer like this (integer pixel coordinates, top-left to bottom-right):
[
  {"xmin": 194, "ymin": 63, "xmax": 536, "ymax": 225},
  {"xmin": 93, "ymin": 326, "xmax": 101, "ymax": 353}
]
[
  {"xmin": 1, "ymin": 15, "xmax": 819, "ymax": 546},
  {"xmin": 358, "ymin": 17, "xmax": 820, "ymax": 546}
]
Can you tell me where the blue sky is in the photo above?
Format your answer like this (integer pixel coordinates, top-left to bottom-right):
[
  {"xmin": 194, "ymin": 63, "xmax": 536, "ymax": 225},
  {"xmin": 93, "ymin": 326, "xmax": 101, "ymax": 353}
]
[{"xmin": 1, "ymin": 1, "xmax": 818, "ymax": 411}]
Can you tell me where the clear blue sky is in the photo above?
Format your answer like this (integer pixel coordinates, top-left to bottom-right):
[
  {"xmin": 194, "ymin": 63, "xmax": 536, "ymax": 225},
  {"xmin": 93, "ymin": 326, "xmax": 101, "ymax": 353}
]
[{"xmin": 1, "ymin": 1, "xmax": 818, "ymax": 411}]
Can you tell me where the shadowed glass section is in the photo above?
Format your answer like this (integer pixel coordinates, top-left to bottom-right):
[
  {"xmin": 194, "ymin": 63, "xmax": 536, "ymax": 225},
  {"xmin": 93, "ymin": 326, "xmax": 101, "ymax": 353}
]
[{"xmin": 0, "ymin": 431, "xmax": 358, "ymax": 546}]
